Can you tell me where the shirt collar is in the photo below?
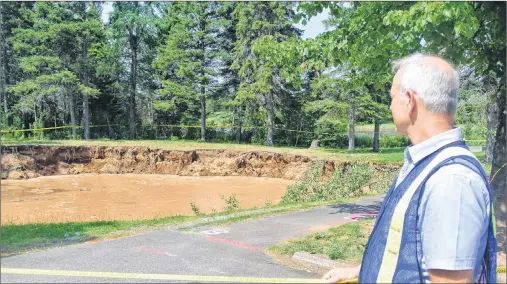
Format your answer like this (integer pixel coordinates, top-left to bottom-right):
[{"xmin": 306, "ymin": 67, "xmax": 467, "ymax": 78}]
[{"xmin": 404, "ymin": 127, "xmax": 463, "ymax": 165}]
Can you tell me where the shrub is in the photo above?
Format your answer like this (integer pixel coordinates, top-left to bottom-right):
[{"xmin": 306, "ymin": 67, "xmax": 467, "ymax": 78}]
[
  {"xmin": 220, "ymin": 194, "xmax": 240, "ymax": 211},
  {"xmin": 282, "ymin": 162, "xmax": 375, "ymax": 203}
]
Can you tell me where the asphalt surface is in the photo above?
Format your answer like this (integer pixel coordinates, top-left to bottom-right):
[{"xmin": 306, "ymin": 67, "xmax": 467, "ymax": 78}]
[{"xmin": 1, "ymin": 196, "xmax": 383, "ymax": 283}]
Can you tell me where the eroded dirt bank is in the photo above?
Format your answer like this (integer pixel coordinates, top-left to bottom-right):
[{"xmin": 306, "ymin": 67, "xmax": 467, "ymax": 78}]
[
  {"xmin": 1, "ymin": 145, "xmax": 402, "ymax": 181},
  {"xmin": 0, "ymin": 145, "xmax": 401, "ymax": 225},
  {"xmin": 1, "ymin": 145, "xmax": 319, "ymax": 180}
]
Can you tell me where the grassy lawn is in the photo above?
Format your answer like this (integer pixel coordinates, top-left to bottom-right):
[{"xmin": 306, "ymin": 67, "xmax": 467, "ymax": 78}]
[
  {"xmin": 267, "ymin": 219, "xmax": 375, "ymax": 265},
  {"xmin": 267, "ymin": 218, "xmax": 505, "ymax": 274},
  {"xmin": 356, "ymin": 123, "xmax": 396, "ymax": 132},
  {"xmin": 2, "ymin": 138, "xmax": 490, "ymax": 167},
  {"xmin": 474, "ymin": 152, "xmax": 492, "ymax": 175},
  {"xmin": 2, "ymin": 138, "xmax": 407, "ymax": 164}
]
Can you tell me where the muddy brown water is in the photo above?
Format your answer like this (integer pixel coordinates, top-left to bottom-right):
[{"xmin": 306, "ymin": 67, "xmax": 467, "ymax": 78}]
[{"xmin": 1, "ymin": 174, "xmax": 294, "ymax": 225}]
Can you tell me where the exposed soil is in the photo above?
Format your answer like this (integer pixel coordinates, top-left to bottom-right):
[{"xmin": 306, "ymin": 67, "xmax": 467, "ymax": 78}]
[
  {"xmin": 0, "ymin": 145, "xmax": 401, "ymax": 180},
  {"xmin": 1, "ymin": 145, "xmax": 318, "ymax": 180},
  {"xmin": 0, "ymin": 145, "xmax": 400, "ymax": 225}
]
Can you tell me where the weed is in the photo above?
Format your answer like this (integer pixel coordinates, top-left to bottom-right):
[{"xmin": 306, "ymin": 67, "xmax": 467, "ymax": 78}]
[
  {"xmin": 264, "ymin": 198, "xmax": 273, "ymax": 207},
  {"xmin": 220, "ymin": 194, "xmax": 240, "ymax": 212},
  {"xmin": 190, "ymin": 202, "xmax": 201, "ymax": 216}
]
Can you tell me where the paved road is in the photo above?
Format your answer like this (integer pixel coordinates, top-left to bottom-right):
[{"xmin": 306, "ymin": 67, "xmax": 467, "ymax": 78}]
[
  {"xmin": 469, "ymin": 146, "xmax": 483, "ymax": 153},
  {"xmin": 1, "ymin": 196, "xmax": 383, "ymax": 283}
]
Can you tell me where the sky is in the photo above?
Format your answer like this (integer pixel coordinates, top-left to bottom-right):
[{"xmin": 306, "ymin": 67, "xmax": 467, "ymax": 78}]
[{"xmin": 100, "ymin": 2, "xmax": 328, "ymax": 39}]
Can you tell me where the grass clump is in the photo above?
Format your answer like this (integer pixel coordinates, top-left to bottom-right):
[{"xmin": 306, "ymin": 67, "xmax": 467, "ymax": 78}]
[{"xmin": 267, "ymin": 219, "xmax": 374, "ymax": 264}]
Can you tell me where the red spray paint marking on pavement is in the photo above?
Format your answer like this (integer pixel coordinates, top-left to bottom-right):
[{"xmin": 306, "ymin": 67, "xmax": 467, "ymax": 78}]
[
  {"xmin": 139, "ymin": 247, "xmax": 165, "ymax": 255},
  {"xmin": 206, "ymin": 236, "xmax": 263, "ymax": 252},
  {"xmin": 344, "ymin": 211, "xmax": 378, "ymax": 221}
]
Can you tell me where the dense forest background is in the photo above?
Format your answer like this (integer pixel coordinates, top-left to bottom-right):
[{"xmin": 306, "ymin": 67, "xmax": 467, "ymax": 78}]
[{"xmin": 0, "ymin": 2, "xmax": 504, "ymax": 155}]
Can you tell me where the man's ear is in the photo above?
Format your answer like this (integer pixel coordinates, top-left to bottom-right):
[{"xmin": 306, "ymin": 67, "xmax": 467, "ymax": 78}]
[{"xmin": 406, "ymin": 89, "xmax": 417, "ymax": 113}]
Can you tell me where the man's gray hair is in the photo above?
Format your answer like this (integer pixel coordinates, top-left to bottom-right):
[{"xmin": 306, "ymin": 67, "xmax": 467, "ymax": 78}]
[{"xmin": 392, "ymin": 53, "xmax": 460, "ymax": 114}]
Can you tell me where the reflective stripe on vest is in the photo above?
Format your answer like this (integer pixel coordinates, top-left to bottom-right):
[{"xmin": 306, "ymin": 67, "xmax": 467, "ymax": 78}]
[{"xmin": 376, "ymin": 146, "xmax": 477, "ymax": 283}]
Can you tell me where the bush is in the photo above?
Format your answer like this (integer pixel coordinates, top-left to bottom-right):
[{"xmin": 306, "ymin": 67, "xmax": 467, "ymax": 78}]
[
  {"xmin": 380, "ymin": 135, "xmax": 410, "ymax": 148},
  {"xmin": 282, "ymin": 162, "xmax": 374, "ymax": 203},
  {"xmin": 313, "ymin": 133, "xmax": 409, "ymax": 149},
  {"xmin": 221, "ymin": 194, "xmax": 240, "ymax": 211},
  {"xmin": 462, "ymin": 122, "xmax": 487, "ymax": 140},
  {"xmin": 369, "ymin": 171, "xmax": 398, "ymax": 195},
  {"xmin": 315, "ymin": 118, "xmax": 348, "ymax": 147},
  {"xmin": 283, "ymin": 163, "xmax": 325, "ymax": 203}
]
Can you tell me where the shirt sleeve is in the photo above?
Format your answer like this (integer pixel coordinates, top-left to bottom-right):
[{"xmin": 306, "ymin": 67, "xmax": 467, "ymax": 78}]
[{"xmin": 418, "ymin": 164, "xmax": 490, "ymax": 270}]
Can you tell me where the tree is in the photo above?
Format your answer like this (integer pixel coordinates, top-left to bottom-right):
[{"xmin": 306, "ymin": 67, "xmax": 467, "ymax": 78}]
[
  {"xmin": 10, "ymin": 2, "xmax": 100, "ymax": 139},
  {"xmin": 155, "ymin": 2, "xmax": 233, "ymax": 142},
  {"xmin": 0, "ymin": 2, "xmax": 35, "ymax": 131},
  {"xmin": 67, "ymin": 2, "xmax": 104, "ymax": 140},
  {"xmin": 297, "ymin": 2, "xmax": 402, "ymax": 151},
  {"xmin": 232, "ymin": 2, "xmax": 302, "ymax": 146},
  {"xmin": 109, "ymin": 2, "xmax": 157, "ymax": 139}
]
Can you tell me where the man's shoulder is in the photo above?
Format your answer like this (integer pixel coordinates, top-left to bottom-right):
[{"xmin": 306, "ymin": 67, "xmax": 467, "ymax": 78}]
[
  {"xmin": 422, "ymin": 159, "xmax": 490, "ymax": 207},
  {"xmin": 429, "ymin": 156, "xmax": 487, "ymax": 184}
]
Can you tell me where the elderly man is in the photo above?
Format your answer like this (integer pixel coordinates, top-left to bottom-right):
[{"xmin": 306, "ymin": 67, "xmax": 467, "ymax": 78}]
[{"xmin": 323, "ymin": 53, "xmax": 497, "ymax": 283}]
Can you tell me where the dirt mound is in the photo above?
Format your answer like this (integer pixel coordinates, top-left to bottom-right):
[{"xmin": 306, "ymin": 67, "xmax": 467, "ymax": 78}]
[{"xmin": 1, "ymin": 145, "xmax": 320, "ymax": 180}]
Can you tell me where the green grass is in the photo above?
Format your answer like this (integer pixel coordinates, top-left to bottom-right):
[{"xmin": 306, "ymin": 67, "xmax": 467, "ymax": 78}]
[
  {"xmin": 2, "ymin": 138, "xmax": 407, "ymax": 164},
  {"xmin": 2, "ymin": 137, "xmax": 488, "ymax": 165},
  {"xmin": 1, "ymin": 215, "xmax": 192, "ymax": 253},
  {"xmin": 0, "ymin": 197, "xmax": 353, "ymax": 254},
  {"xmin": 267, "ymin": 219, "xmax": 375, "ymax": 264},
  {"xmin": 355, "ymin": 123, "xmax": 486, "ymax": 143},
  {"xmin": 355, "ymin": 123, "xmax": 396, "ymax": 132},
  {"xmin": 474, "ymin": 152, "xmax": 493, "ymax": 176}
]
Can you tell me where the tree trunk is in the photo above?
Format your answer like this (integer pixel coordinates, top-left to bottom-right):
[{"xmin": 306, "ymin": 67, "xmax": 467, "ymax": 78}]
[
  {"xmin": 81, "ymin": 34, "xmax": 90, "ymax": 140},
  {"xmin": 69, "ymin": 93, "xmax": 77, "ymax": 139},
  {"xmin": 265, "ymin": 93, "xmax": 275, "ymax": 146},
  {"xmin": 199, "ymin": 10, "xmax": 207, "ymax": 142},
  {"xmin": 129, "ymin": 41, "xmax": 137, "ymax": 140},
  {"xmin": 348, "ymin": 103, "xmax": 355, "ymax": 151},
  {"xmin": 373, "ymin": 119, "xmax": 380, "ymax": 152},
  {"xmin": 295, "ymin": 119, "xmax": 302, "ymax": 147},
  {"xmin": 490, "ymin": 91, "xmax": 506, "ymax": 254},
  {"xmin": 22, "ymin": 112, "xmax": 28, "ymax": 138},
  {"xmin": 33, "ymin": 101, "xmax": 37, "ymax": 128},
  {"xmin": 106, "ymin": 115, "xmax": 115, "ymax": 140},
  {"xmin": 236, "ymin": 105, "xmax": 242, "ymax": 144},
  {"xmin": 200, "ymin": 94, "xmax": 206, "ymax": 142},
  {"xmin": 83, "ymin": 95, "xmax": 90, "ymax": 140},
  {"xmin": 0, "ymin": 76, "xmax": 5, "ymax": 128},
  {"xmin": 485, "ymin": 101, "xmax": 498, "ymax": 163},
  {"xmin": 0, "ymin": 5, "xmax": 7, "ymax": 128}
]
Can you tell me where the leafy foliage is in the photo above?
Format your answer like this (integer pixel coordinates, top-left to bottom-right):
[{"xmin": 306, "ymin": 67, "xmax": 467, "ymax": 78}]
[
  {"xmin": 1, "ymin": 2, "xmax": 503, "ymax": 159},
  {"xmin": 282, "ymin": 162, "xmax": 376, "ymax": 203}
]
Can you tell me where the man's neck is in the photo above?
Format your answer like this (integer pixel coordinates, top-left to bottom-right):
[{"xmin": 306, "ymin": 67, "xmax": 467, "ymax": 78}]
[{"xmin": 407, "ymin": 116, "xmax": 454, "ymax": 145}]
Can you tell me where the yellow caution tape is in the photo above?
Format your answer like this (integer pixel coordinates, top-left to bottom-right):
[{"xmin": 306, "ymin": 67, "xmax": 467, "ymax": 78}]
[
  {"xmin": 1, "ymin": 268, "xmax": 328, "ymax": 283},
  {"xmin": 1, "ymin": 266, "xmax": 504, "ymax": 283},
  {"xmin": 490, "ymin": 162, "xmax": 506, "ymax": 183},
  {"xmin": 0, "ymin": 124, "xmax": 487, "ymax": 142},
  {"xmin": 0, "ymin": 124, "xmax": 258, "ymax": 133},
  {"xmin": 0, "ymin": 124, "xmax": 118, "ymax": 133}
]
